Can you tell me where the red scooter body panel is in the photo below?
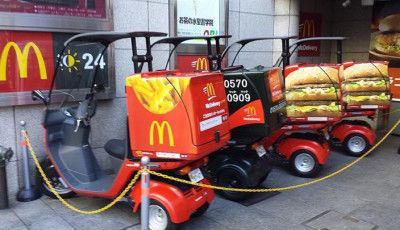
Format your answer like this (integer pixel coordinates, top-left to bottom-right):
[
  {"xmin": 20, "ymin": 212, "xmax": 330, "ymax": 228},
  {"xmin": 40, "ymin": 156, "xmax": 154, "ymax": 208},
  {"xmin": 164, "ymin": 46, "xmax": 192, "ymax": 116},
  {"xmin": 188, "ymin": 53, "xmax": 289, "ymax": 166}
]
[
  {"xmin": 330, "ymin": 123, "xmax": 375, "ymax": 145},
  {"xmin": 130, "ymin": 178, "xmax": 214, "ymax": 224},
  {"xmin": 277, "ymin": 137, "xmax": 330, "ymax": 165},
  {"xmin": 261, "ymin": 123, "xmax": 328, "ymax": 149}
]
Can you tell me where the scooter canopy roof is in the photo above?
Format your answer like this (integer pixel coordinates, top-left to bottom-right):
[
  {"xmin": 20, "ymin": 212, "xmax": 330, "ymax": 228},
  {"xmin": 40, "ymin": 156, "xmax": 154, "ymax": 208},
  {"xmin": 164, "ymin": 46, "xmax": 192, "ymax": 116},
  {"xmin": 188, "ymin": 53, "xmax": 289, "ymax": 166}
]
[
  {"xmin": 151, "ymin": 35, "xmax": 231, "ymax": 47},
  {"xmin": 64, "ymin": 31, "xmax": 167, "ymax": 46}
]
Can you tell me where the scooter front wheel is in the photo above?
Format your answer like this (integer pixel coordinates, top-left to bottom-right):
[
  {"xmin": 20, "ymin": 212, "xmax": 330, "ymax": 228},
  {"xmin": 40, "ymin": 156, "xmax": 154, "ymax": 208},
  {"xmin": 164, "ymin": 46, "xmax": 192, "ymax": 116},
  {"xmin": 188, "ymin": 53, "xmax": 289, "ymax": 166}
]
[{"xmin": 36, "ymin": 159, "xmax": 76, "ymax": 199}]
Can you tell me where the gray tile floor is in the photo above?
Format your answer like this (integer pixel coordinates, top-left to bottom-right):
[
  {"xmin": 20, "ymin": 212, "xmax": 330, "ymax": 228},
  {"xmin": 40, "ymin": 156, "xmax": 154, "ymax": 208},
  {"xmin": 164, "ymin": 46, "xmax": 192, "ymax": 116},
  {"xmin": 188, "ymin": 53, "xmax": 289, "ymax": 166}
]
[{"xmin": 2, "ymin": 134, "xmax": 400, "ymax": 230}]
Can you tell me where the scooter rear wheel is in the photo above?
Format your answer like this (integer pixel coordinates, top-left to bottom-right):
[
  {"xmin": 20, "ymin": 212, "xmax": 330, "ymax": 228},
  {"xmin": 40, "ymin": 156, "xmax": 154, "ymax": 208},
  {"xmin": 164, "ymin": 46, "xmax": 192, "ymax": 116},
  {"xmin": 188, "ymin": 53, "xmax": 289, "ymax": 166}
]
[
  {"xmin": 217, "ymin": 168, "xmax": 250, "ymax": 201},
  {"xmin": 344, "ymin": 133, "xmax": 371, "ymax": 157},
  {"xmin": 148, "ymin": 200, "xmax": 178, "ymax": 230},
  {"xmin": 36, "ymin": 159, "xmax": 76, "ymax": 199},
  {"xmin": 290, "ymin": 150, "xmax": 321, "ymax": 178}
]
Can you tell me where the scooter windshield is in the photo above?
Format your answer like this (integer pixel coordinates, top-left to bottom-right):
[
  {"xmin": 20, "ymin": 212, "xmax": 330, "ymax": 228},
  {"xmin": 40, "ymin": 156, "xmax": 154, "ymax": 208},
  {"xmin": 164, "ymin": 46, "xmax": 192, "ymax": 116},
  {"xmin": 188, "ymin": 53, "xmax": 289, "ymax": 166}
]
[{"xmin": 49, "ymin": 38, "xmax": 109, "ymax": 107}]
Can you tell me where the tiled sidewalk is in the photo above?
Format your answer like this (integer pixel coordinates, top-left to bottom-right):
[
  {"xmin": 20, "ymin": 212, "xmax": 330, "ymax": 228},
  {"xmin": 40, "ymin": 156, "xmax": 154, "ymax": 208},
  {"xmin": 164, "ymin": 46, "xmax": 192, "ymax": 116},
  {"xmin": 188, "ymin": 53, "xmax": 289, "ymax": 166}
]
[{"xmin": 1, "ymin": 135, "xmax": 400, "ymax": 230}]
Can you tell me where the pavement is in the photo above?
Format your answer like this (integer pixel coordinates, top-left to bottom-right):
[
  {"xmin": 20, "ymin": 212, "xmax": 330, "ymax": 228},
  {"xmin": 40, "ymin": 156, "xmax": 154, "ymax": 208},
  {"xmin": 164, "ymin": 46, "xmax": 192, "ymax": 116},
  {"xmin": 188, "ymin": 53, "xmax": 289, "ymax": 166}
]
[{"xmin": 1, "ymin": 134, "xmax": 400, "ymax": 230}]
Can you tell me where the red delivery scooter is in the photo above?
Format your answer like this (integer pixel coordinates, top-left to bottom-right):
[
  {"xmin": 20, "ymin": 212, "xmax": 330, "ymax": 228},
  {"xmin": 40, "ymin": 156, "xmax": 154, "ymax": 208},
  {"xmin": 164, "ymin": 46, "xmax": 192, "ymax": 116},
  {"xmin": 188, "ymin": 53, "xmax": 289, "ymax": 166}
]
[{"xmin": 32, "ymin": 31, "xmax": 231, "ymax": 230}]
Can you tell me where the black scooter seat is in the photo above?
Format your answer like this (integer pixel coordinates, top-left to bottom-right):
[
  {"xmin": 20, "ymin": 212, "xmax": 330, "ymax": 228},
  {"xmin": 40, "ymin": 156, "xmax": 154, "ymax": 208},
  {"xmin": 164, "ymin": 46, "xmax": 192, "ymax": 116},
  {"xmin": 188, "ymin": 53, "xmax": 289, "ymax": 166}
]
[{"xmin": 104, "ymin": 139, "xmax": 126, "ymax": 160}]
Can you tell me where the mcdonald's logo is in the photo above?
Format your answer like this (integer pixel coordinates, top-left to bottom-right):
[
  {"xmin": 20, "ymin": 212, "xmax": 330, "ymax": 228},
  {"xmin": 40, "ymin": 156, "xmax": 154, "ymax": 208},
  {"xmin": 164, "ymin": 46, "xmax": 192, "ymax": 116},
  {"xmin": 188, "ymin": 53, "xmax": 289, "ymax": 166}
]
[
  {"xmin": 195, "ymin": 58, "xmax": 209, "ymax": 71},
  {"xmin": 0, "ymin": 42, "xmax": 47, "ymax": 81},
  {"xmin": 246, "ymin": 107, "xmax": 257, "ymax": 116},
  {"xmin": 203, "ymin": 82, "xmax": 217, "ymax": 101},
  {"xmin": 302, "ymin": 19, "xmax": 315, "ymax": 38},
  {"xmin": 149, "ymin": 121, "xmax": 175, "ymax": 147}
]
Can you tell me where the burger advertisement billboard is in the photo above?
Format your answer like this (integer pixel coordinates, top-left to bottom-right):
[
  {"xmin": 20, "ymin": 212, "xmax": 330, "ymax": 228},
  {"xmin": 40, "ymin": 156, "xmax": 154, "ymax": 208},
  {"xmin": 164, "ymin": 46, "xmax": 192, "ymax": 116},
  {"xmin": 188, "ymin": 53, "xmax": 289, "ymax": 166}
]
[{"xmin": 369, "ymin": 1, "xmax": 400, "ymax": 101}]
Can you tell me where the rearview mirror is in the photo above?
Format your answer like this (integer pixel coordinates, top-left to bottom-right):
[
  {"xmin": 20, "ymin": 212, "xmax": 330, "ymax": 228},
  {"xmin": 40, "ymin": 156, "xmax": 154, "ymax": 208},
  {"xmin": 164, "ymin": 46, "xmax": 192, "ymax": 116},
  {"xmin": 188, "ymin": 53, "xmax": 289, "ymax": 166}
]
[{"xmin": 93, "ymin": 84, "xmax": 105, "ymax": 93}]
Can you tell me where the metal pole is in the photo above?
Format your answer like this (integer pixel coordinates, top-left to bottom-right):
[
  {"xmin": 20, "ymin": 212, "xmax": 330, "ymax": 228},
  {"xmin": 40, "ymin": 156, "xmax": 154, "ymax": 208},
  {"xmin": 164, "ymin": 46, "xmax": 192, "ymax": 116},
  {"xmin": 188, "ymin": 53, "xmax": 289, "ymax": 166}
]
[
  {"xmin": 0, "ymin": 159, "xmax": 8, "ymax": 209},
  {"xmin": 141, "ymin": 156, "xmax": 150, "ymax": 230},
  {"xmin": 337, "ymin": 40, "xmax": 342, "ymax": 64},
  {"xmin": 21, "ymin": 121, "xmax": 31, "ymax": 190},
  {"xmin": 16, "ymin": 121, "xmax": 41, "ymax": 202}
]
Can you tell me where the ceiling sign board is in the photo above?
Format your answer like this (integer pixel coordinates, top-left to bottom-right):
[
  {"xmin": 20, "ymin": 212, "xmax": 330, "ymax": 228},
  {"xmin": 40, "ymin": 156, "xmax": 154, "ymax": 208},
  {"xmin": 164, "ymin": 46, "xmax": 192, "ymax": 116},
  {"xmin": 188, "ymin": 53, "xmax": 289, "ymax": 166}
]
[{"xmin": 298, "ymin": 12, "xmax": 321, "ymax": 57}]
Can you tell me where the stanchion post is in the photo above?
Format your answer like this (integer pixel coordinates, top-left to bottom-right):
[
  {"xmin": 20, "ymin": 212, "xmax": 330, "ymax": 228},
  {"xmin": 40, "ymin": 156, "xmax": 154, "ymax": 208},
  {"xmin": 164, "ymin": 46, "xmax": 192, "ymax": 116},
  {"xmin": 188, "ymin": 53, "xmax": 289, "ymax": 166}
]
[
  {"xmin": 16, "ymin": 121, "xmax": 41, "ymax": 202},
  {"xmin": 141, "ymin": 156, "xmax": 150, "ymax": 230}
]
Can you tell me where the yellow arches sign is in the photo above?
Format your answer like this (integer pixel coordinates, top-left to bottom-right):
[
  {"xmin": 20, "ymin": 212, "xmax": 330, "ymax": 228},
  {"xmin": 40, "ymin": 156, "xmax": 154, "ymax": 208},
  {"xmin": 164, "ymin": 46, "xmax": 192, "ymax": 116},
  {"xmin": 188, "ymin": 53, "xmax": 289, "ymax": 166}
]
[{"xmin": 0, "ymin": 41, "xmax": 47, "ymax": 81}]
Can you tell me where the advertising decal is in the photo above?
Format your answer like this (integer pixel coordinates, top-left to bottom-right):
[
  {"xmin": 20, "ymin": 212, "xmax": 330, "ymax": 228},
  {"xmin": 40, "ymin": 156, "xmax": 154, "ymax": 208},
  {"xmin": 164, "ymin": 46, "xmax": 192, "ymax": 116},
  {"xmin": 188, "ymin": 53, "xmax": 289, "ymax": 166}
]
[
  {"xmin": 369, "ymin": 1, "xmax": 400, "ymax": 101},
  {"xmin": 298, "ymin": 12, "xmax": 321, "ymax": 57},
  {"xmin": 0, "ymin": 31, "xmax": 109, "ymax": 98},
  {"xmin": 177, "ymin": 55, "xmax": 209, "ymax": 72},
  {"xmin": 0, "ymin": 0, "xmax": 106, "ymax": 18}
]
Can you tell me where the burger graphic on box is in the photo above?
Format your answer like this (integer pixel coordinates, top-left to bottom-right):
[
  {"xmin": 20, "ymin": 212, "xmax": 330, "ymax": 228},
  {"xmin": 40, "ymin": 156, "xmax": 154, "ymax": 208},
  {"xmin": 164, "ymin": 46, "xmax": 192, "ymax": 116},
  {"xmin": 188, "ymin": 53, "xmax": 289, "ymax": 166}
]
[
  {"xmin": 285, "ymin": 64, "xmax": 342, "ymax": 117},
  {"xmin": 340, "ymin": 61, "xmax": 390, "ymax": 107}
]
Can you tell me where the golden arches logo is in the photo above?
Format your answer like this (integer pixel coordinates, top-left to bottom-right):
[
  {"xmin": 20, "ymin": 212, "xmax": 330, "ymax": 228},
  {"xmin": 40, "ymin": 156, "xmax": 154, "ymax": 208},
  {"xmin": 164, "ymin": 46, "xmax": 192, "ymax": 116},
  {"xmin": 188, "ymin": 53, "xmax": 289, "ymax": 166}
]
[
  {"xmin": 195, "ymin": 58, "xmax": 208, "ymax": 71},
  {"xmin": 247, "ymin": 107, "xmax": 256, "ymax": 115},
  {"xmin": 0, "ymin": 42, "xmax": 47, "ymax": 81},
  {"xmin": 302, "ymin": 19, "xmax": 315, "ymax": 38},
  {"xmin": 149, "ymin": 121, "xmax": 175, "ymax": 147},
  {"xmin": 206, "ymin": 83, "xmax": 216, "ymax": 97}
]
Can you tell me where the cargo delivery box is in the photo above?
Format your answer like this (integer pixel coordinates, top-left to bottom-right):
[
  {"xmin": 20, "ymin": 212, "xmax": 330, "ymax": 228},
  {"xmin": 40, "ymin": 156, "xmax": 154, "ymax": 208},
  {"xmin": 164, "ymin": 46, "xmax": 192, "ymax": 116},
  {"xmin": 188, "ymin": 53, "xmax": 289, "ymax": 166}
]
[
  {"xmin": 223, "ymin": 66, "xmax": 287, "ymax": 139},
  {"xmin": 125, "ymin": 70, "xmax": 230, "ymax": 160},
  {"xmin": 284, "ymin": 63, "xmax": 342, "ymax": 122},
  {"xmin": 340, "ymin": 61, "xmax": 390, "ymax": 110}
]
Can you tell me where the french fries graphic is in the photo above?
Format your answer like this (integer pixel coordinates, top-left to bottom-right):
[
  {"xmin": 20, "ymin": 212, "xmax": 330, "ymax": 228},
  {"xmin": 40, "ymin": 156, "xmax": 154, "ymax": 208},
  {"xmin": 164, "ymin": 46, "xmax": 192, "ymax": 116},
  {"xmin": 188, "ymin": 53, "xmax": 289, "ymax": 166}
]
[{"xmin": 126, "ymin": 75, "xmax": 190, "ymax": 114}]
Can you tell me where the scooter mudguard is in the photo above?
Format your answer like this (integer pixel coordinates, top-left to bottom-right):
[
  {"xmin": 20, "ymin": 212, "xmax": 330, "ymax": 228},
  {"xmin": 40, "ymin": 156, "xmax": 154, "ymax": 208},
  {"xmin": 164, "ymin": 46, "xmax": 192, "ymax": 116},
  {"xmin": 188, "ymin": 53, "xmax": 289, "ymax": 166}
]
[
  {"xmin": 130, "ymin": 178, "xmax": 214, "ymax": 224},
  {"xmin": 330, "ymin": 123, "xmax": 375, "ymax": 145},
  {"xmin": 277, "ymin": 137, "xmax": 330, "ymax": 165}
]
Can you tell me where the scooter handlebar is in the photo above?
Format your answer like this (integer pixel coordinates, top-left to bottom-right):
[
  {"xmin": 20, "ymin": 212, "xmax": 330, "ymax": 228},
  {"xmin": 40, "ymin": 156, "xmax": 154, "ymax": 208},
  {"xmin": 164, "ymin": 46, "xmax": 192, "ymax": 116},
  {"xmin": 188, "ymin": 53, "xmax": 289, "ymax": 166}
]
[{"xmin": 76, "ymin": 99, "xmax": 90, "ymax": 125}]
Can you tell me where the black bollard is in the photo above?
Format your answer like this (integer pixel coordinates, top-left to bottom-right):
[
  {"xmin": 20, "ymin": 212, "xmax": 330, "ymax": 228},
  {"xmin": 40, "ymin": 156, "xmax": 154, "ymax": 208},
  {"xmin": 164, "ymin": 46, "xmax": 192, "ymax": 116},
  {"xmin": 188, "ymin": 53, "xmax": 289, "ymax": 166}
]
[
  {"xmin": 0, "ymin": 159, "xmax": 8, "ymax": 209},
  {"xmin": 0, "ymin": 146, "xmax": 13, "ymax": 209}
]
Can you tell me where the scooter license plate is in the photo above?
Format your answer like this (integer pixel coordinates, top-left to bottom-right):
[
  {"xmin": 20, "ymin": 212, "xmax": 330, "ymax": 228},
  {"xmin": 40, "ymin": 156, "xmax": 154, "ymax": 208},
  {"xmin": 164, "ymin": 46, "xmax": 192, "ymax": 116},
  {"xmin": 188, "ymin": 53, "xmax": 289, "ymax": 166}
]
[
  {"xmin": 255, "ymin": 145, "xmax": 267, "ymax": 157},
  {"xmin": 188, "ymin": 168, "xmax": 204, "ymax": 183}
]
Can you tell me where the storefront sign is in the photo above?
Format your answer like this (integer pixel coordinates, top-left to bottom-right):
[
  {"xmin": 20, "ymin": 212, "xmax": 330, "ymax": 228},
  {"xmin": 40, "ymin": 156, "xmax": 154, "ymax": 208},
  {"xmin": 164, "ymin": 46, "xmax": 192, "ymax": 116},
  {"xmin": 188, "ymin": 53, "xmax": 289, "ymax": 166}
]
[
  {"xmin": 0, "ymin": 0, "xmax": 106, "ymax": 18},
  {"xmin": 0, "ymin": 31, "xmax": 53, "ymax": 92},
  {"xmin": 370, "ymin": 2, "xmax": 400, "ymax": 100},
  {"xmin": 177, "ymin": 55, "xmax": 210, "ymax": 72},
  {"xmin": 298, "ymin": 12, "xmax": 321, "ymax": 57},
  {"xmin": 177, "ymin": 0, "xmax": 220, "ymax": 44},
  {"xmin": 0, "ymin": 30, "xmax": 110, "ymax": 105},
  {"xmin": 0, "ymin": 0, "xmax": 111, "ymax": 31}
]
